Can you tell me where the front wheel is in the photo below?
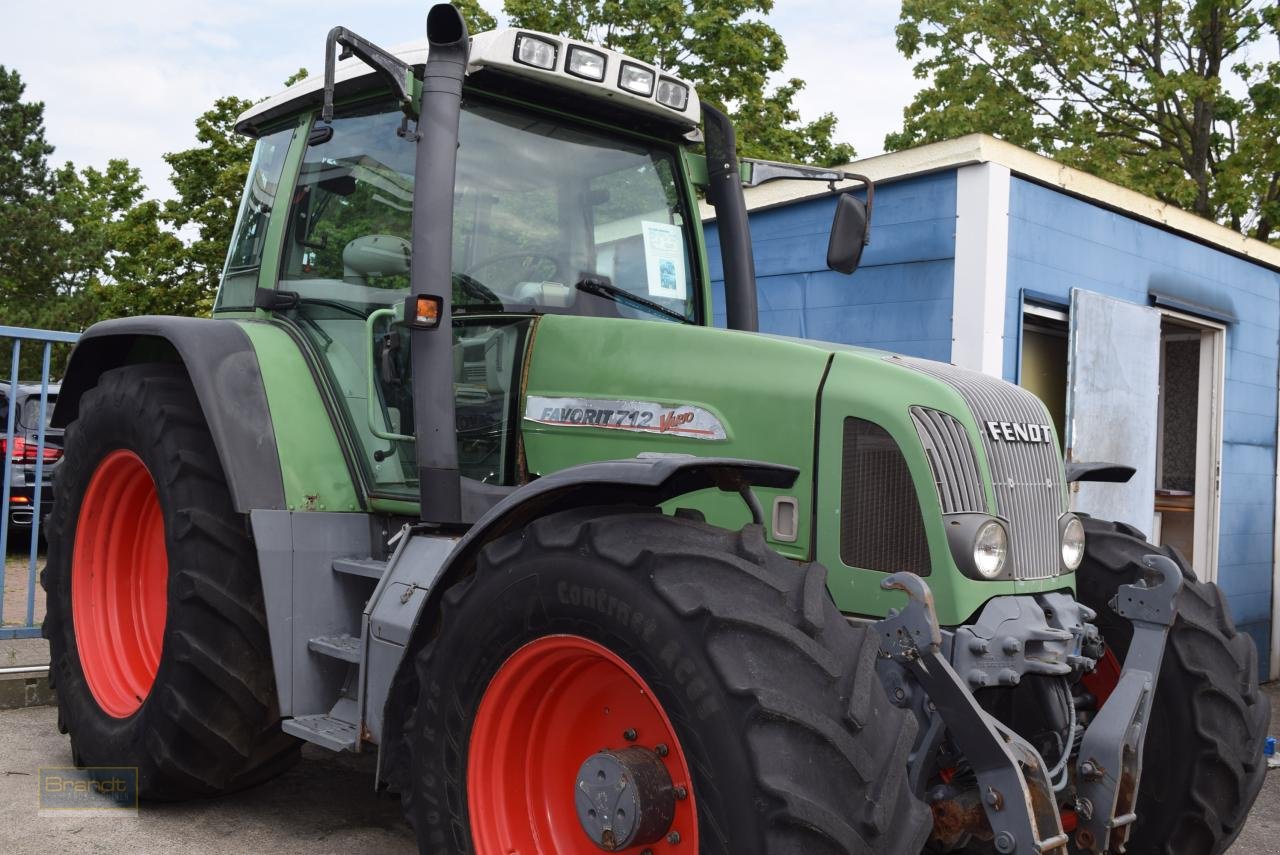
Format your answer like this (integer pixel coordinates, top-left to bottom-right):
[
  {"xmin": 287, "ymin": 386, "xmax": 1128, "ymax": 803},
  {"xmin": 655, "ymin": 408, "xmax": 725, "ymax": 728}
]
[
  {"xmin": 1076, "ymin": 517, "xmax": 1270, "ymax": 854},
  {"xmin": 399, "ymin": 507, "xmax": 932, "ymax": 854}
]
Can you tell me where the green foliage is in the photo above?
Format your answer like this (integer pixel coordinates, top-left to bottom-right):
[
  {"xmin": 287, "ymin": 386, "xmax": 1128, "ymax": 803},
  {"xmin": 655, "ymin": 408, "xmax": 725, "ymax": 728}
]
[
  {"xmin": 503, "ymin": 0, "xmax": 855, "ymax": 165},
  {"xmin": 0, "ymin": 66, "xmax": 259, "ymax": 377},
  {"xmin": 0, "ymin": 66, "xmax": 63, "ymax": 332},
  {"xmin": 889, "ymin": 0, "xmax": 1280, "ymax": 243},
  {"xmin": 162, "ymin": 95, "xmax": 256, "ymax": 307},
  {"xmin": 454, "ymin": 0, "xmax": 498, "ymax": 33}
]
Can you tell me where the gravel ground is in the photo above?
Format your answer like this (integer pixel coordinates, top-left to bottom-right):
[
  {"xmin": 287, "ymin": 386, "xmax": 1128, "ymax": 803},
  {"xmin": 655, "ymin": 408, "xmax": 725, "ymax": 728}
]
[
  {"xmin": 0, "ymin": 705, "xmax": 415, "ymax": 855},
  {"xmin": 0, "ymin": 685, "xmax": 1277, "ymax": 852}
]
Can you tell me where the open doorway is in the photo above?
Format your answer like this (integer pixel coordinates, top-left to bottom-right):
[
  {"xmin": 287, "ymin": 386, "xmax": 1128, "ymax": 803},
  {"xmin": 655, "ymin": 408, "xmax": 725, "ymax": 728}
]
[
  {"xmin": 1019, "ymin": 301, "xmax": 1069, "ymax": 448},
  {"xmin": 1154, "ymin": 311, "xmax": 1225, "ymax": 581}
]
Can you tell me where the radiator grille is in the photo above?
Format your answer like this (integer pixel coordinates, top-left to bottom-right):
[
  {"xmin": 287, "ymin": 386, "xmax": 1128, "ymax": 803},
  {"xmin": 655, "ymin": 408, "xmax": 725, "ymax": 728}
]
[
  {"xmin": 911, "ymin": 407, "xmax": 986, "ymax": 514},
  {"xmin": 840, "ymin": 417, "xmax": 931, "ymax": 576},
  {"xmin": 900, "ymin": 358, "xmax": 1067, "ymax": 580}
]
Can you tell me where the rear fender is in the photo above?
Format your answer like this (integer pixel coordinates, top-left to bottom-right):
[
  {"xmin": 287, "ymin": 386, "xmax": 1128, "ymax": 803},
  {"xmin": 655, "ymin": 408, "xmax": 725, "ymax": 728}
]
[{"xmin": 53, "ymin": 316, "xmax": 286, "ymax": 513}]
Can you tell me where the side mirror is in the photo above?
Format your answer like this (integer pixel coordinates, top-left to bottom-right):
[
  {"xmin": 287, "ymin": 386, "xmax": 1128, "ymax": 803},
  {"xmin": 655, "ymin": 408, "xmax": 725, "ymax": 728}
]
[{"xmin": 827, "ymin": 192, "xmax": 870, "ymax": 275}]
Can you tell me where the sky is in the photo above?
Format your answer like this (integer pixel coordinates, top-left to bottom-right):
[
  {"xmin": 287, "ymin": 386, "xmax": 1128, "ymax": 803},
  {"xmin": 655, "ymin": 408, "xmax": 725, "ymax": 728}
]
[{"xmin": 5, "ymin": 0, "xmax": 921, "ymax": 200}]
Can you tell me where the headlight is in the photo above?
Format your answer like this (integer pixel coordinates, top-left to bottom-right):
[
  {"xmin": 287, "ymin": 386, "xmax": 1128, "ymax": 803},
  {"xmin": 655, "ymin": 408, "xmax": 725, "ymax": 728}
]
[
  {"xmin": 1061, "ymin": 514, "xmax": 1085, "ymax": 571},
  {"xmin": 514, "ymin": 34, "xmax": 559, "ymax": 71},
  {"xmin": 656, "ymin": 77, "xmax": 689, "ymax": 110},
  {"xmin": 566, "ymin": 45, "xmax": 606, "ymax": 81},
  {"xmin": 618, "ymin": 62, "xmax": 656, "ymax": 96},
  {"xmin": 973, "ymin": 520, "xmax": 1009, "ymax": 579}
]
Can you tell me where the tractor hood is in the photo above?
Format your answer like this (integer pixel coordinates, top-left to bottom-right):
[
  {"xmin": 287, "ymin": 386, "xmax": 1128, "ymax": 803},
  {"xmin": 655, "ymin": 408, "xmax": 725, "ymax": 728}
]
[{"xmin": 522, "ymin": 313, "xmax": 1071, "ymax": 625}]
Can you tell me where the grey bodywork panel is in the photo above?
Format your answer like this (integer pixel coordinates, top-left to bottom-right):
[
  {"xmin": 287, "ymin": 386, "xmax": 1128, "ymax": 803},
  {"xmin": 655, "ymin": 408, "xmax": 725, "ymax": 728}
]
[
  {"xmin": 251, "ymin": 510, "xmax": 381, "ymax": 717},
  {"xmin": 1067, "ymin": 290, "xmax": 1160, "ymax": 532},
  {"xmin": 53, "ymin": 316, "xmax": 286, "ymax": 513},
  {"xmin": 363, "ymin": 532, "xmax": 455, "ymax": 745}
]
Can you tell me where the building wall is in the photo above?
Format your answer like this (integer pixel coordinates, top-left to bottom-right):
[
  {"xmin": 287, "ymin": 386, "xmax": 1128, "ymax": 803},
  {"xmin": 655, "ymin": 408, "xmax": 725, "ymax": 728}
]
[
  {"xmin": 1003, "ymin": 177, "xmax": 1280, "ymax": 660},
  {"xmin": 712, "ymin": 165, "xmax": 1279, "ymax": 670},
  {"xmin": 706, "ymin": 171, "xmax": 957, "ymax": 362}
]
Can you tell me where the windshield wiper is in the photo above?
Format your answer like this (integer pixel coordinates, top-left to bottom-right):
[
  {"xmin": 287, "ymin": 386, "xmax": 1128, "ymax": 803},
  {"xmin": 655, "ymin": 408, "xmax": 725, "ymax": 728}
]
[{"xmin": 575, "ymin": 275, "xmax": 689, "ymax": 324}]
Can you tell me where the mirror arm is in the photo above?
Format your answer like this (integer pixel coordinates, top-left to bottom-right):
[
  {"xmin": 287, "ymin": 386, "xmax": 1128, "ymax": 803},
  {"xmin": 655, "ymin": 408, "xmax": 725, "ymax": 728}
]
[
  {"xmin": 744, "ymin": 160, "xmax": 874, "ymax": 246},
  {"xmin": 322, "ymin": 27, "xmax": 418, "ymax": 124}
]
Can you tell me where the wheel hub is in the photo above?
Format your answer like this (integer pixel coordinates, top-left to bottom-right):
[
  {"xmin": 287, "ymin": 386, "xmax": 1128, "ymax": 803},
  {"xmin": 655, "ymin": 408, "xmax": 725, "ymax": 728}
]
[{"xmin": 574, "ymin": 746, "xmax": 675, "ymax": 850}]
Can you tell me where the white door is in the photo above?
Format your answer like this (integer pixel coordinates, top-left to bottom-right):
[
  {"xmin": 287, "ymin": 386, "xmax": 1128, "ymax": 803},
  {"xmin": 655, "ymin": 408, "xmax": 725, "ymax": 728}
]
[{"xmin": 1066, "ymin": 289, "xmax": 1162, "ymax": 534}]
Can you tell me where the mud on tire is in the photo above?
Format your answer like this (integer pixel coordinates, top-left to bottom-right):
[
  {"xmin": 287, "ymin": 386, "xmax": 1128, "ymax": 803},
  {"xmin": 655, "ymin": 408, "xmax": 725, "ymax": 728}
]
[
  {"xmin": 398, "ymin": 506, "xmax": 932, "ymax": 855},
  {"xmin": 42, "ymin": 364, "xmax": 298, "ymax": 798},
  {"xmin": 1076, "ymin": 516, "xmax": 1270, "ymax": 855}
]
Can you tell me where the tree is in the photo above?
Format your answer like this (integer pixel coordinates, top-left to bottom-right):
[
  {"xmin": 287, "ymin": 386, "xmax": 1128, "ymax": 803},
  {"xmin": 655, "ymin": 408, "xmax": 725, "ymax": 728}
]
[
  {"xmin": 888, "ymin": 0, "xmax": 1280, "ymax": 243},
  {"xmin": 0, "ymin": 66, "xmax": 65, "ymax": 331},
  {"xmin": 162, "ymin": 95, "xmax": 256, "ymax": 307},
  {"xmin": 454, "ymin": 0, "xmax": 498, "ymax": 33},
  {"xmin": 502, "ymin": 0, "xmax": 855, "ymax": 165}
]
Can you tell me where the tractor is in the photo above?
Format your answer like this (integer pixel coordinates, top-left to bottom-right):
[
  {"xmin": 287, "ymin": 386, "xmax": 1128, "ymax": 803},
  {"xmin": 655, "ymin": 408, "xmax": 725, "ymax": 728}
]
[{"xmin": 41, "ymin": 5, "xmax": 1268, "ymax": 853}]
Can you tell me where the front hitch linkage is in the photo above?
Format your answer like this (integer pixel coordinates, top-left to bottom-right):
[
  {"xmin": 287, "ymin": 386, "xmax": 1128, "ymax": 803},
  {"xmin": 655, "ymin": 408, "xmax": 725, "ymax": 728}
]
[{"xmin": 875, "ymin": 557, "xmax": 1182, "ymax": 855}]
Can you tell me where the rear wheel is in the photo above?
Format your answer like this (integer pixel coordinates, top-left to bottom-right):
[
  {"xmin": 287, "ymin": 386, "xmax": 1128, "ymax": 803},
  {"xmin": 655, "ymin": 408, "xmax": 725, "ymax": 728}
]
[
  {"xmin": 42, "ymin": 364, "xmax": 298, "ymax": 798},
  {"xmin": 1076, "ymin": 517, "xmax": 1269, "ymax": 855},
  {"xmin": 400, "ymin": 507, "xmax": 931, "ymax": 854}
]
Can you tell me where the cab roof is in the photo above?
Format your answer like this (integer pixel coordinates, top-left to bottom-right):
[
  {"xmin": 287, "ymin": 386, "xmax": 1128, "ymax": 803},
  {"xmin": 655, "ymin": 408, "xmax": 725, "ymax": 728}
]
[{"xmin": 235, "ymin": 27, "xmax": 701, "ymax": 137}]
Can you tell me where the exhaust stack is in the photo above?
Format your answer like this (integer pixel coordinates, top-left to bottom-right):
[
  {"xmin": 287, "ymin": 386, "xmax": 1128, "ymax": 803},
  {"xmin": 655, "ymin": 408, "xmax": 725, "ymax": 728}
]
[{"xmin": 409, "ymin": 3, "xmax": 469, "ymax": 525}]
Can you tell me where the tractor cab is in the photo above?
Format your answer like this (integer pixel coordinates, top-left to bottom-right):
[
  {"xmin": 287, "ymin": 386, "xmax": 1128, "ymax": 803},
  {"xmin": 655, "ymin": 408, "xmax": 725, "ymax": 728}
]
[
  {"xmin": 222, "ymin": 29, "xmax": 713, "ymax": 503},
  {"xmin": 222, "ymin": 23, "xmax": 865, "ymax": 515}
]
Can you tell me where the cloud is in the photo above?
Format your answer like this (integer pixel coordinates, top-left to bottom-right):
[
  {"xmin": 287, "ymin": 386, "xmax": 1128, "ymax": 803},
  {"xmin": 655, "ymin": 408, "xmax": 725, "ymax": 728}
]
[{"xmin": 769, "ymin": 1, "xmax": 922, "ymax": 159}]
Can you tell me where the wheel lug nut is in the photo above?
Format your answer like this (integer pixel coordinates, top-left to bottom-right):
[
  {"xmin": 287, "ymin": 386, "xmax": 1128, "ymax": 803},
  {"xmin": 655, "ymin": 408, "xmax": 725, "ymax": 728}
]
[
  {"xmin": 674, "ymin": 785, "xmax": 687, "ymax": 800},
  {"xmin": 655, "ymin": 743, "xmax": 669, "ymax": 757},
  {"xmin": 623, "ymin": 728, "xmax": 638, "ymax": 741},
  {"xmin": 667, "ymin": 831, "xmax": 681, "ymax": 844}
]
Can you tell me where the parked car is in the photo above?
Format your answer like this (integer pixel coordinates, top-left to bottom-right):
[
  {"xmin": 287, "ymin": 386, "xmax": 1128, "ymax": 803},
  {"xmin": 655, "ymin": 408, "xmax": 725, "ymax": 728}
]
[{"xmin": 1, "ymin": 383, "xmax": 61, "ymax": 546}]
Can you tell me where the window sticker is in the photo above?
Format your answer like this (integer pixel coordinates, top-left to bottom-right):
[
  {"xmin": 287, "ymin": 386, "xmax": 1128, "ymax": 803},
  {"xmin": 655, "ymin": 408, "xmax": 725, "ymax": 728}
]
[{"xmin": 640, "ymin": 221, "xmax": 687, "ymax": 300}]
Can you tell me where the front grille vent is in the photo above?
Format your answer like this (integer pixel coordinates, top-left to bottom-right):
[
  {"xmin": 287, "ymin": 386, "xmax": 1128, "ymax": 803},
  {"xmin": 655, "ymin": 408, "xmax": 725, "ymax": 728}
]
[
  {"xmin": 911, "ymin": 407, "xmax": 986, "ymax": 514},
  {"xmin": 900, "ymin": 358, "xmax": 1066, "ymax": 580},
  {"xmin": 840, "ymin": 417, "xmax": 931, "ymax": 576}
]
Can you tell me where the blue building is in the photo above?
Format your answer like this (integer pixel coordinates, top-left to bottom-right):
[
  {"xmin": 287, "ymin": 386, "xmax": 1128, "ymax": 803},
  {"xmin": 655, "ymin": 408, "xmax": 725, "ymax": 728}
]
[{"xmin": 708, "ymin": 133, "xmax": 1280, "ymax": 678}]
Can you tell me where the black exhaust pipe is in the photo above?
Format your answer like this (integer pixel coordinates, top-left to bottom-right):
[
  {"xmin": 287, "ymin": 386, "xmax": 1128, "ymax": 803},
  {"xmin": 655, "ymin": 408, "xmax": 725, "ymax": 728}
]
[
  {"xmin": 409, "ymin": 3, "xmax": 469, "ymax": 525},
  {"xmin": 701, "ymin": 102, "xmax": 758, "ymax": 332}
]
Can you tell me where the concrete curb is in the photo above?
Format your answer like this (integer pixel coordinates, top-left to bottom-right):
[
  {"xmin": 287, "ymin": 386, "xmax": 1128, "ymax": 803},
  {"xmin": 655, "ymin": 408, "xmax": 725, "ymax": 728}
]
[{"xmin": 0, "ymin": 667, "xmax": 54, "ymax": 710}]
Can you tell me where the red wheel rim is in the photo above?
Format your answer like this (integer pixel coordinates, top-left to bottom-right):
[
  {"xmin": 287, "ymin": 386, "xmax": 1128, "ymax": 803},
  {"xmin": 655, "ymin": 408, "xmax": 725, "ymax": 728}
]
[
  {"xmin": 468, "ymin": 635, "xmax": 699, "ymax": 853},
  {"xmin": 71, "ymin": 450, "xmax": 169, "ymax": 718}
]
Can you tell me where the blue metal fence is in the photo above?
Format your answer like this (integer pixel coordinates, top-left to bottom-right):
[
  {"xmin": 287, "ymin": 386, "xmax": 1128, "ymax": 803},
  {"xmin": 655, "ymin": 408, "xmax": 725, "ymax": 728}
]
[{"xmin": 1, "ymin": 325, "xmax": 80, "ymax": 640}]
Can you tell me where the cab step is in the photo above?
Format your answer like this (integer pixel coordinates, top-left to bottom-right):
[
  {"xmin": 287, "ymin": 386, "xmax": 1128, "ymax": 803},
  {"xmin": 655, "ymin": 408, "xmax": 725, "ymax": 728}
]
[
  {"xmin": 332, "ymin": 557, "xmax": 388, "ymax": 579},
  {"xmin": 308, "ymin": 634, "xmax": 362, "ymax": 663},
  {"xmin": 282, "ymin": 714, "xmax": 359, "ymax": 751}
]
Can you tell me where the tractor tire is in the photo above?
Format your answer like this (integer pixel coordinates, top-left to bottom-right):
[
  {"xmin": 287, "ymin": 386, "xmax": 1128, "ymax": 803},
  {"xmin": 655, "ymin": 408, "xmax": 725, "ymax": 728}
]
[
  {"xmin": 399, "ymin": 506, "xmax": 931, "ymax": 855},
  {"xmin": 42, "ymin": 363, "xmax": 298, "ymax": 799},
  {"xmin": 1075, "ymin": 516, "xmax": 1270, "ymax": 855}
]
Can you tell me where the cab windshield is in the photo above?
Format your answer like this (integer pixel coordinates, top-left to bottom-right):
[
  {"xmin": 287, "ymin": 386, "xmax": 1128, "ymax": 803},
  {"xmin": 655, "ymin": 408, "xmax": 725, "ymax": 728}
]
[{"xmin": 276, "ymin": 97, "xmax": 699, "ymax": 323}]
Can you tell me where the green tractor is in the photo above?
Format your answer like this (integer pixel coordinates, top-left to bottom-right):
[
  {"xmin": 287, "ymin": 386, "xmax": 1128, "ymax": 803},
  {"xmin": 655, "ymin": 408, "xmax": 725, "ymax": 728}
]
[{"xmin": 42, "ymin": 5, "xmax": 1267, "ymax": 853}]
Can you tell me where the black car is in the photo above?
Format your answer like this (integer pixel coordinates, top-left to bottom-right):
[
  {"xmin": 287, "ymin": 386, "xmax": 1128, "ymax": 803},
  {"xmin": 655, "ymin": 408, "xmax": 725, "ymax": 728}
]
[{"xmin": 1, "ymin": 383, "xmax": 62, "ymax": 545}]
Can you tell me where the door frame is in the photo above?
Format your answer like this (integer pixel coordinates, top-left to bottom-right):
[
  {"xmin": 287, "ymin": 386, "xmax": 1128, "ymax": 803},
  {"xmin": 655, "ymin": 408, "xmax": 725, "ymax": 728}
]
[{"xmin": 1155, "ymin": 307, "xmax": 1226, "ymax": 583}]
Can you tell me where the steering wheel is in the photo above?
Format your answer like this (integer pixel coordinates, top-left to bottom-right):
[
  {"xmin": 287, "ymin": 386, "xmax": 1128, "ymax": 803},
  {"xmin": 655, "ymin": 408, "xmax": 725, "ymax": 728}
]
[{"xmin": 463, "ymin": 252, "xmax": 563, "ymax": 286}]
